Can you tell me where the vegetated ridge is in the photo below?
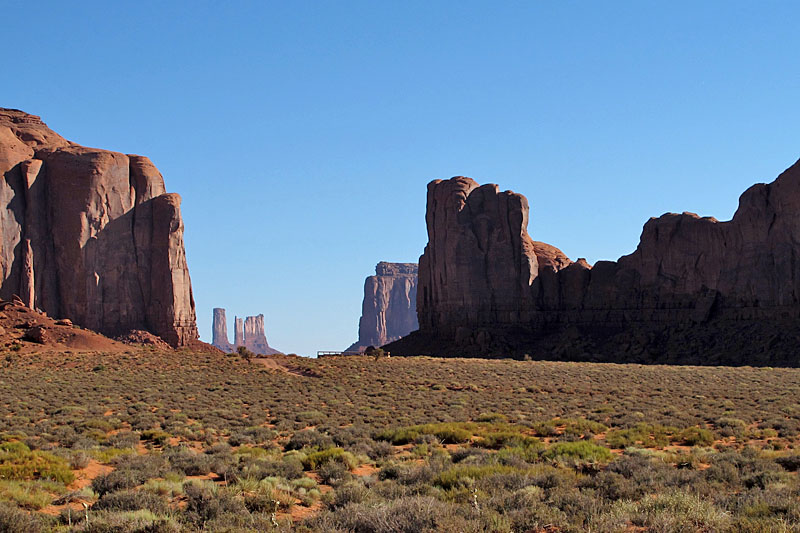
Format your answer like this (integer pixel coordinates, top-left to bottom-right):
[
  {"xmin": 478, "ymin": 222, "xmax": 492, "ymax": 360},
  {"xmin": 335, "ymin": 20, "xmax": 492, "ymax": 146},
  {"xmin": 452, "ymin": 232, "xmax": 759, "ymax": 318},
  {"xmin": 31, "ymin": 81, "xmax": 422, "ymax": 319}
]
[
  {"xmin": 0, "ymin": 108, "xmax": 197, "ymax": 346},
  {"xmin": 388, "ymin": 159, "xmax": 800, "ymax": 366}
]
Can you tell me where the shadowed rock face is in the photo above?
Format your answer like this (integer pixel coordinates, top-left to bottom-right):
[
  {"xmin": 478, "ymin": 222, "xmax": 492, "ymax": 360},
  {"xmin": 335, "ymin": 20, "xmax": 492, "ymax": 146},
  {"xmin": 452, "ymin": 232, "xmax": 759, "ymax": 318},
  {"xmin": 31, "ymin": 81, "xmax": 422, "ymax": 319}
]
[
  {"xmin": 212, "ymin": 308, "xmax": 281, "ymax": 355},
  {"xmin": 0, "ymin": 108, "xmax": 197, "ymax": 346},
  {"xmin": 388, "ymin": 161, "xmax": 800, "ymax": 366},
  {"xmin": 347, "ymin": 262, "xmax": 418, "ymax": 352}
]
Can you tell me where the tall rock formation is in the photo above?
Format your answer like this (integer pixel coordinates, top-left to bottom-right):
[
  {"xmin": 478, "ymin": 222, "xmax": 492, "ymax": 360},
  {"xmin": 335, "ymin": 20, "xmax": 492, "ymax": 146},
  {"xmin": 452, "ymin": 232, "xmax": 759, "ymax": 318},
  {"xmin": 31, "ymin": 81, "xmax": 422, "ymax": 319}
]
[
  {"xmin": 0, "ymin": 108, "xmax": 197, "ymax": 346},
  {"xmin": 346, "ymin": 262, "xmax": 418, "ymax": 352},
  {"xmin": 387, "ymin": 161, "xmax": 800, "ymax": 366},
  {"xmin": 234, "ymin": 317, "xmax": 244, "ymax": 348},
  {"xmin": 212, "ymin": 308, "xmax": 233, "ymax": 352},
  {"xmin": 212, "ymin": 308, "xmax": 281, "ymax": 355}
]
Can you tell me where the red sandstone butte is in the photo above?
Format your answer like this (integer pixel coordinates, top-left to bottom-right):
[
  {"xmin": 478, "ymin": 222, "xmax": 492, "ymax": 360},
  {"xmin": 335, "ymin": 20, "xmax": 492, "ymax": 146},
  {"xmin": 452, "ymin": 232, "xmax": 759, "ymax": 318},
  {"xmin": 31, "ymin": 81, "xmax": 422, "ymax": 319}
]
[{"xmin": 0, "ymin": 108, "xmax": 198, "ymax": 346}]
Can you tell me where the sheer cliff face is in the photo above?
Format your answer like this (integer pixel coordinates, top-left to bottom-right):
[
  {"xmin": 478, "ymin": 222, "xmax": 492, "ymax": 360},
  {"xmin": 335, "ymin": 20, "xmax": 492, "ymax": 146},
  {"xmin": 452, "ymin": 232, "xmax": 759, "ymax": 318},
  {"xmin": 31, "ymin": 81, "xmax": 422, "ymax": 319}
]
[
  {"xmin": 417, "ymin": 178, "xmax": 539, "ymax": 336},
  {"xmin": 212, "ymin": 308, "xmax": 281, "ymax": 355},
  {"xmin": 212, "ymin": 308, "xmax": 233, "ymax": 352},
  {"xmin": 0, "ymin": 108, "xmax": 198, "ymax": 346},
  {"xmin": 390, "ymin": 160, "xmax": 800, "ymax": 364},
  {"xmin": 347, "ymin": 262, "xmax": 418, "ymax": 351}
]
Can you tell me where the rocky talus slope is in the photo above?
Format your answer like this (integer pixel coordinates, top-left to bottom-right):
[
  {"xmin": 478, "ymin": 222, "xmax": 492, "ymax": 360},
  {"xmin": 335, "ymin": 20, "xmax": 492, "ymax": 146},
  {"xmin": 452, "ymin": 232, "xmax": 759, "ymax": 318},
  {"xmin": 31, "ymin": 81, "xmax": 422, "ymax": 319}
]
[
  {"xmin": 387, "ymin": 160, "xmax": 800, "ymax": 366},
  {"xmin": 0, "ymin": 108, "xmax": 198, "ymax": 346}
]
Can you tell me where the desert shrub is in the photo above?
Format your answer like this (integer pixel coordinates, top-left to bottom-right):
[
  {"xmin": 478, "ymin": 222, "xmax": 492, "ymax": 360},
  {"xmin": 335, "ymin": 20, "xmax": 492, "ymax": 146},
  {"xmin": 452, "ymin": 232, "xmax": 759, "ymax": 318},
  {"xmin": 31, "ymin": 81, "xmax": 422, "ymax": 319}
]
[
  {"xmin": 236, "ymin": 456, "xmax": 304, "ymax": 481},
  {"xmin": 228, "ymin": 426, "xmax": 276, "ymax": 447},
  {"xmin": 331, "ymin": 480, "xmax": 372, "ymax": 509},
  {"xmin": 183, "ymin": 481, "xmax": 248, "ymax": 525},
  {"xmin": 164, "ymin": 446, "xmax": 211, "ymax": 476},
  {"xmin": 0, "ymin": 443, "xmax": 74, "ymax": 483},
  {"xmin": 69, "ymin": 450, "xmax": 91, "ymax": 469},
  {"xmin": 605, "ymin": 423, "xmax": 675, "ymax": 448},
  {"xmin": 542, "ymin": 441, "xmax": 613, "ymax": 463},
  {"xmin": 530, "ymin": 420, "xmax": 558, "ymax": 437},
  {"xmin": 475, "ymin": 431, "xmax": 542, "ymax": 450},
  {"xmin": 776, "ymin": 454, "xmax": 800, "ymax": 472},
  {"xmin": 83, "ymin": 510, "xmax": 181, "ymax": 533},
  {"xmin": 319, "ymin": 460, "xmax": 353, "ymax": 486},
  {"xmin": 0, "ymin": 479, "xmax": 60, "ymax": 510},
  {"xmin": 140, "ymin": 429, "xmax": 170, "ymax": 445},
  {"xmin": 310, "ymin": 495, "xmax": 464, "ymax": 533},
  {"xmin": 476, "ymin": 412, "xmax": 508, "ymax": 423},
  {"xmin": 302, "ymin": 448, "xmax": 357, "ymax": 470},
  {"xmin": 285, "ymin": 429, "xmax": 334, "ymax": 451},
  {"xmin": 92, "ymin": 489, "xmax": 169, "ymax": 514},
  {"xmin": 716, "ymin": 417, "xmax": 748, "ymax": 437},
  {"xmin": 621, "ymin": 490, "xmax": 732, "ymax": 531},
  {"xmin": 679, "ymin": 427, "xmax": 715, "ymax": 446},
  {"xmin": 376, "ymin": 423, "xmax": 472, "ymax": 445},
  {"xmin": 367, "ymin": 440, "xmax": 395, "ymax": 460},
  {"xmin": 92, "ymin": 469, "xmax": 145, "ymax": 497},
  {"xmin": 434, "ymin": 464, "xmax": 517, "ymax": 490},
  {"xmin": 0, "ymin": 500, "xmax": 43, "ymax": 533}
]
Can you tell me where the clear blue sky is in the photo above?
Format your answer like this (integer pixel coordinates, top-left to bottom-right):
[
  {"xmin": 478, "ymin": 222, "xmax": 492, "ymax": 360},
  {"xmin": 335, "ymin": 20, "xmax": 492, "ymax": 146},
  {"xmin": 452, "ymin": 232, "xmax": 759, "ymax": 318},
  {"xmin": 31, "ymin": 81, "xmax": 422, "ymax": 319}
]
[{"xmin": 5, "ymin": 1, "xmax": 800, "ymax": 356}]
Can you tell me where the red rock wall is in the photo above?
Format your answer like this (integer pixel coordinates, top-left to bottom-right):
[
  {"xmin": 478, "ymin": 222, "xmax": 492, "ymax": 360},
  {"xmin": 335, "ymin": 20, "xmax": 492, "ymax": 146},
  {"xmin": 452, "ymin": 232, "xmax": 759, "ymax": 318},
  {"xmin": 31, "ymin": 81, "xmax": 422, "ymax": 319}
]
[
  {"xmin": 347, "ymin": 262, "xmax": 418, "ymax": 352},
  {"xmin": 0, "ymin": 108, "xmax": 198, "ymax": 346},
  {"xmin": 389, "ymin": 160, "xmax": 800, "ymax": 365}
]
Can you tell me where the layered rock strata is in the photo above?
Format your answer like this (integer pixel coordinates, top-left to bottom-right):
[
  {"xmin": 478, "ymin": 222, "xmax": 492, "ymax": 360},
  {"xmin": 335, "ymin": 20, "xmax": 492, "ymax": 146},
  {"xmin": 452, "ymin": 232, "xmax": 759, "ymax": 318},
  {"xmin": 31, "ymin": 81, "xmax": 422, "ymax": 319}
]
[
  {"xmin": 387, "ymin": 161, "xmax": 800, "ymax": 366},
  {"xmin": 346, "ymin": 262, "xmax": 418, "ymax": 352},
  {"xmin": 212, "ymin": 308, "xmax": 281, "ymax": 355},
  {"xmin": 0, "ymin": 108, "xmax": 197, "ymax": 346}
]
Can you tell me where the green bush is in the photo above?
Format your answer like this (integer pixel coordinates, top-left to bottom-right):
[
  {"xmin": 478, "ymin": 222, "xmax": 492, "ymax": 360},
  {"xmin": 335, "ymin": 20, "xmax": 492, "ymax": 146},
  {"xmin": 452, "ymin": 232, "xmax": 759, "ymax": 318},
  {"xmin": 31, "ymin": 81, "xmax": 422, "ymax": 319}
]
[
  {"xmin": 679, "ymin": 427, "xmax": 715, "ymax": 446},
  {"xmin": 434, "ymin": 464, "xmax": 517, "ymax": 490},
  {"xmin": 302, "ymin": 447, "xmax": 357, "ymax": 470},
  {"xmin": 542, "ymin": 441, "xmax": 613, "ymax": 463},
  {"xmin": 0, "ymin": 445, "xmax": 74, "ymax": 483}
]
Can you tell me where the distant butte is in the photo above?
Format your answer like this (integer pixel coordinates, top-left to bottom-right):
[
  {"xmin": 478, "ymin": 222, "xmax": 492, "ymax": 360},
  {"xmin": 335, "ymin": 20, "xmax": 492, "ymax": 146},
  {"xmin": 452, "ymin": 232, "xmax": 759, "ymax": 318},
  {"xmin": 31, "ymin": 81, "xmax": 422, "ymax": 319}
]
[
  {"xmin": 387, "ymin": 159, "xmax": 800, "ymax": 366},
  {"xmin": 212, "ymin": 308, "xmax": 281, "ymax": 355},
  {"xmin": 346, "ymin": 262, "xmax": 418, "ymax": 352}
]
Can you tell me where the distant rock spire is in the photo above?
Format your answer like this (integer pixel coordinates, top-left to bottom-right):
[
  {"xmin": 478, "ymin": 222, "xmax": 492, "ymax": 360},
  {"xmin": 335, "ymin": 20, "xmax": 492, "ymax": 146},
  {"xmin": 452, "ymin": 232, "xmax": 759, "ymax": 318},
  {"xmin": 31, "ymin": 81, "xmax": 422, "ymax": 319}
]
[{"xmin": 211, "ymin": 308, "xmax": 282, "ymax": 355}]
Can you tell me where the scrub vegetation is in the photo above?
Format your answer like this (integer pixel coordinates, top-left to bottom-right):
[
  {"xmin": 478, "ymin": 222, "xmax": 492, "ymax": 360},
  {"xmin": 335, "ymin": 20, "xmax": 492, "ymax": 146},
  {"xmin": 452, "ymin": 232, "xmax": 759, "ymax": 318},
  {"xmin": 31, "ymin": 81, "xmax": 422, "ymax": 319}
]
[{"xmin": 0, "ymin": 349, "xmax": 799, "ymax": 532}]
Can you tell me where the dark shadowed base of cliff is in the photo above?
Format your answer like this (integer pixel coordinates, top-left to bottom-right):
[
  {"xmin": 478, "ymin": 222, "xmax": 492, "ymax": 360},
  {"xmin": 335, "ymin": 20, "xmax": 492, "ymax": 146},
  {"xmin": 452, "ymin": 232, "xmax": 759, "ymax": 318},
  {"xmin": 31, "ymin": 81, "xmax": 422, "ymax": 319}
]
[{"xmin": 384, "ymin": 319, "xmax": 800, "ymax": 367}]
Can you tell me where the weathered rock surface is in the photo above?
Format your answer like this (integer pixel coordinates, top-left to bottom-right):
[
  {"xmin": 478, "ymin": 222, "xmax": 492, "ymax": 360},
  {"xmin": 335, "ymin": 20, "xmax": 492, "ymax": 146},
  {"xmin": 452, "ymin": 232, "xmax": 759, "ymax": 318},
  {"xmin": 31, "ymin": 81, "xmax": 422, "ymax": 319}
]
[
  {"xmin": 212, "ymin": 308, "xmax": 281, "ymax": 355},
  {"xmin": 387, "ymin": 161, "xmax": 800, "ymax": 366},
  {"xmin": 0, "ymin": 108, "xmax": 198, "ymax": 346},
  {"xmin": 212, "ymin": 308, "xmax": 234, "ymax": 352},
  {"xmin": 346, "ymin": 262, "xmax": 418, "ymax": 352}
]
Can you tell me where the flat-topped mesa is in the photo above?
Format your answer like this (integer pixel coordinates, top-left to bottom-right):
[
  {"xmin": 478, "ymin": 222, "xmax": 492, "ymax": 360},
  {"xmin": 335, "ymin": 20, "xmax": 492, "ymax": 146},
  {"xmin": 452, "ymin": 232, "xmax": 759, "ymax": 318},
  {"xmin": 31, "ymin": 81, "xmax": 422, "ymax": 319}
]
[
  {"xmin": 346, "ymin": 262, "xmax": 419, "ymax": 352},
  {"xmin": 0, "ymin": 108, "xmax": 198, "ymax": 346},
  {"xmin": 387, "ymin": 160, "xmax": 800, "ymax": 366},
  {"xmin": 213, "ymin": 309, "xmax": 281, "ymax": 355}
]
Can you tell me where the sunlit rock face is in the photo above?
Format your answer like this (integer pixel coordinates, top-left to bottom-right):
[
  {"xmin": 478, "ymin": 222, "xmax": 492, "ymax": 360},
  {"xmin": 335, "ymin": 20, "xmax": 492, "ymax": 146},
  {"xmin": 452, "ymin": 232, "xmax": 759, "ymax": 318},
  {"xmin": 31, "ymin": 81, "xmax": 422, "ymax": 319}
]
[
  {"xmin": 212, "ymin": 308, "xmax": 281, "ymax": 355},
  {"xmin": 388, "ymin": 160, "xmax": 800, "ymax": 366},
  {"xmin": 0, "ymin": 108, "xmax": 197, "ymax": 346},
  {"xmin": 346, "ymin": 262, "xmax": 418, "ymax": 352}
]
